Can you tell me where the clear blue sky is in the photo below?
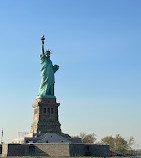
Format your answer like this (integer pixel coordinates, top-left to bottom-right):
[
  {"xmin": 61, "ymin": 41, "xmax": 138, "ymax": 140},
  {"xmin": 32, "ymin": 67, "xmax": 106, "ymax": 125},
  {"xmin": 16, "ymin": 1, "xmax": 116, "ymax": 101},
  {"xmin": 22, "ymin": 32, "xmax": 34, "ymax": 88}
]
[{"xmin": 0, "ymin": 0, "xmax": 141, "ymax": 148}]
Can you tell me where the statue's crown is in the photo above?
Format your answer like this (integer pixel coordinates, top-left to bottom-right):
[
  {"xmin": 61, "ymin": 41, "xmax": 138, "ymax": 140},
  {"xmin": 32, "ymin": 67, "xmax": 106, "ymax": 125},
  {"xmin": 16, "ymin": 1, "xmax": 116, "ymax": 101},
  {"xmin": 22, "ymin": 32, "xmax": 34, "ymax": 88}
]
[{"xmin": 45, "ymin": 50, "xmax": 51, "ymax": 56}]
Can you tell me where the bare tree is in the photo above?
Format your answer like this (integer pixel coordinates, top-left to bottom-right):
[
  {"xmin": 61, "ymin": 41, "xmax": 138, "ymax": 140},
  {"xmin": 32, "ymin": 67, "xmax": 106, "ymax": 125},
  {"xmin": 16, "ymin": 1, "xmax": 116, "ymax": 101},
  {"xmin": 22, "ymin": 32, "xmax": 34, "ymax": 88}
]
[{"xmin": 80, "ymin": 132, "xmax": 96, "ymax": 143}]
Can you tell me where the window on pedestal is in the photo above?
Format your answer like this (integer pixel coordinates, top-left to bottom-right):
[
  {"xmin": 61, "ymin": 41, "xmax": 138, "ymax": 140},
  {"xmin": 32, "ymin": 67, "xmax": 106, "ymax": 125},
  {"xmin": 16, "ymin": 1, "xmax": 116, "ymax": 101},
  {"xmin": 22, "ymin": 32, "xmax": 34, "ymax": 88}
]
[{"xmin": 44, "ymin": 108, "xmax": 46, "ymax": 113}]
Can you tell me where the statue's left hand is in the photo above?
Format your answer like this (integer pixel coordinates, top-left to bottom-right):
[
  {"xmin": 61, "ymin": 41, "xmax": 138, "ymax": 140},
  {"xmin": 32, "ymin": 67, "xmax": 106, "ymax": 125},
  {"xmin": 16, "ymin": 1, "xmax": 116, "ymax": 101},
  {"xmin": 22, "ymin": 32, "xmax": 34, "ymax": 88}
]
[{"xmin": 56, "ymin": 65, "xmax": 59, "ymax": 70}]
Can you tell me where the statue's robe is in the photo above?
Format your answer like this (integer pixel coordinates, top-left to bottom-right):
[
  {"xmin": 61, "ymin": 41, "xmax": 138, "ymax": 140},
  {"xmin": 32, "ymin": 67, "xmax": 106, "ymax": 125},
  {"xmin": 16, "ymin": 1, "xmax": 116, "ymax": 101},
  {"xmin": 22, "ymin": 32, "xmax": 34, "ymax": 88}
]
[{"xmin": 37, "ymin": 53, "xmax": 58, "ymax": 98}]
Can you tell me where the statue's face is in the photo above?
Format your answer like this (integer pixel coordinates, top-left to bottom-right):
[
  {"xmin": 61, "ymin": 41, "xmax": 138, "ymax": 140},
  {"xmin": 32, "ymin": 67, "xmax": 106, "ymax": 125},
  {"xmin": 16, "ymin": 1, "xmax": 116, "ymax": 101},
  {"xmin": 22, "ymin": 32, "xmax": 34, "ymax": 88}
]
[{"xmin": 45, "ymin": 51, "xmax": 50, "ymax": 58}]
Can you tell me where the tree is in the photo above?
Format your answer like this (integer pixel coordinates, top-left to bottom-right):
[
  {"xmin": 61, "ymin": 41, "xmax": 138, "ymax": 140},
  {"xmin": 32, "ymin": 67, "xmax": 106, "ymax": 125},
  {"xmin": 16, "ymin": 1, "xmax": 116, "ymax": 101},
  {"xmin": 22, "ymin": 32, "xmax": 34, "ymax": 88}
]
[
  {"xmin": 127, "ymin": 136, "xmax": 134, "ymax": 150},
  {"xmin": 101, "ymin": 134, "xmax": 134, "ymax": 155},
  {"xmin": 101, "ymin": 136, "xmax": 115, "ymax": 150},
  {"xmin": 80, "ymin": 132, "xmax": 96, "ymax": 143},
  {"xmin": 72, "ymin": 132, "xmax": 97, "ymax": 143}
]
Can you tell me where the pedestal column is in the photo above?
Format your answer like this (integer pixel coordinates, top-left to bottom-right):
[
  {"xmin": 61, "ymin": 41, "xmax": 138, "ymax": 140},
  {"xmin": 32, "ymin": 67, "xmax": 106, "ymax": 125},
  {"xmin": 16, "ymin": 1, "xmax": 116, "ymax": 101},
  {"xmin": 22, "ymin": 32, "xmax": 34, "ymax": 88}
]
[{"xmin": 31, "ymin": 98, "xmax": 61, "ymax": 135}]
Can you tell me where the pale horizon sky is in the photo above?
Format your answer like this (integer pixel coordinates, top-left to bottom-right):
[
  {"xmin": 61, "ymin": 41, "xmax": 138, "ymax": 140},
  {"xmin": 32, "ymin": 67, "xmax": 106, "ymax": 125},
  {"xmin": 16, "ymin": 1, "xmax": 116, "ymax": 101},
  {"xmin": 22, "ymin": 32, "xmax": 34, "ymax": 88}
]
[{"xmin": 0, "ymin": 0, "xmax": 141, "ymax": 149}]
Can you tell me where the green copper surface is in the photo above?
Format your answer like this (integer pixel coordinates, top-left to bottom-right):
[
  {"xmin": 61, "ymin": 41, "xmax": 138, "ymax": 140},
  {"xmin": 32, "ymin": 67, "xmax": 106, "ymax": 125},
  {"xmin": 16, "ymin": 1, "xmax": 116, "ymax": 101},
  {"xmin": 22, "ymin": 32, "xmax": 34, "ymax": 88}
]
[{"xmin": 37, "ymin": 35, "xmax": 59, "ymax": 99}]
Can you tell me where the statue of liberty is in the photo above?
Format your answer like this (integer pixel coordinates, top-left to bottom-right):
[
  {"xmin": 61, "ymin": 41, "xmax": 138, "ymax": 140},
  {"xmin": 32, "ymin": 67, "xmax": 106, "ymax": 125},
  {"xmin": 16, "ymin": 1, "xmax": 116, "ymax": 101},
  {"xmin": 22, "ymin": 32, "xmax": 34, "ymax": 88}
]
[{"xmin": 37, "ymin": 35, "xmax": 59, "ymax": 98}]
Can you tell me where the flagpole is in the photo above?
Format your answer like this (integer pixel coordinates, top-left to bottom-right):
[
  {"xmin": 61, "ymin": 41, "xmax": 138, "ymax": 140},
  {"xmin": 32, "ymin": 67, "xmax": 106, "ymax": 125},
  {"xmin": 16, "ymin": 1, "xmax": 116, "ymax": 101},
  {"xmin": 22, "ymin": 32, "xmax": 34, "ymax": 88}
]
[{"xmin": 1, "ymin": 129, "xmax": 3, "ymax": 144}]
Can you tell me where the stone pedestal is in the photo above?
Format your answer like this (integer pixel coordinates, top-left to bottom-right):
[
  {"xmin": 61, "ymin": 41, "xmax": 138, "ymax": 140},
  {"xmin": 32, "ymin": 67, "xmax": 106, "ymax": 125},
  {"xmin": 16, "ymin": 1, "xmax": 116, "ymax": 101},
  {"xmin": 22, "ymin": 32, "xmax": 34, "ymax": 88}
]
[
  {"xmin": 30, "ymin": 98, "xmax": 61, "ymax": 135},
  {"xmin": 12, "ymin": 98, "xmax": 82, "ymax": 144}
]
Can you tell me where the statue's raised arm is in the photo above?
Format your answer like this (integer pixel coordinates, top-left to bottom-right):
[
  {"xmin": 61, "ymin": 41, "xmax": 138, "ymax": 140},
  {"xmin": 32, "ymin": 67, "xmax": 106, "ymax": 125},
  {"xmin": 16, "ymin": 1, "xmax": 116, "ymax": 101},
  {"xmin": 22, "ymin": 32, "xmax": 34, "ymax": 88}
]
[{"xmin": 41, "ymin": 35, "xmax": 45, "ymax": 55}]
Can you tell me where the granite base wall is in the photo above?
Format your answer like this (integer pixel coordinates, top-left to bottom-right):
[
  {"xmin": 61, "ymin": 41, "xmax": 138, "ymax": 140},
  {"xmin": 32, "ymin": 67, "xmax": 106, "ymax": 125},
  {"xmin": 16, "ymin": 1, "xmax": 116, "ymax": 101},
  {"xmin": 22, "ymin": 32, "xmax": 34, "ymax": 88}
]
[
  {"xmin": 2, "ymin": 143, "xmax": 110, "ymax": 157},
  {"xmin": 69, "ymin": 144, "xmax": 86, "ymax": 156},
  {"xmin": 2, "ymin": 144, "xmax": 28, "ymax": 157},
  {"xmin": 33, "ymin": 143, "xmax": 70, "ymax": 156},
  {"xmin": 89, "ymin": 144, "xmax": 111, "ymax": 157},
  {"xmin": 69, "ymin": 144, "xmax": 110, "ymax": 157}
]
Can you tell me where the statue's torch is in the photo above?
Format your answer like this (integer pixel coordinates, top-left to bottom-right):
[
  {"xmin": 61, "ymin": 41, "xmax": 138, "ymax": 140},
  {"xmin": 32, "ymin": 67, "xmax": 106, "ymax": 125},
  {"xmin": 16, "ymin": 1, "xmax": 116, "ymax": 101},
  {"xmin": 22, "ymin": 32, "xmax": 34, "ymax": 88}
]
[{"xmin": 41, "ymin": 35, "xmax": 45, "ymax": 43}]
